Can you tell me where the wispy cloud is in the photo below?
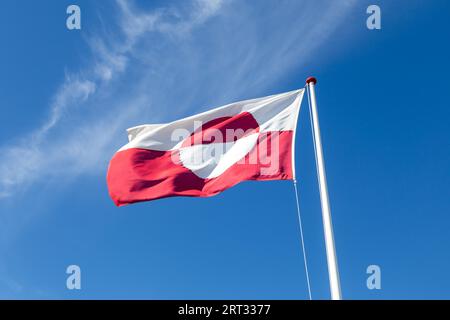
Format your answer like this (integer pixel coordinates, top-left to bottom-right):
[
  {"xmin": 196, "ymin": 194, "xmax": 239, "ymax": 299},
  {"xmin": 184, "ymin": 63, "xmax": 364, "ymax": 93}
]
[
  {"xmin": 0, "ymin": 0, "xmax": 357, "ymax": 201},
  {"xmin": 0, "ymin": 0, "xmax": 226, "ymax": 199}
]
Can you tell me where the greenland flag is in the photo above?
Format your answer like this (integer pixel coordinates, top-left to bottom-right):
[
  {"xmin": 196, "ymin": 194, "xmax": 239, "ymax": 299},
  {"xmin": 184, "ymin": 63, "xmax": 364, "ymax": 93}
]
[{"xmin": 107, "ymin": 89, "xmax": 304, "ymax": 206}]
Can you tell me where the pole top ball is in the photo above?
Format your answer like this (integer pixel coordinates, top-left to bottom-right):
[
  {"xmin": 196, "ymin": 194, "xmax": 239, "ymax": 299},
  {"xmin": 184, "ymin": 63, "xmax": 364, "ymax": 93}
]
[{"xmin": 306, "ymin": 76, "xmax": 317, "ymax": 85}]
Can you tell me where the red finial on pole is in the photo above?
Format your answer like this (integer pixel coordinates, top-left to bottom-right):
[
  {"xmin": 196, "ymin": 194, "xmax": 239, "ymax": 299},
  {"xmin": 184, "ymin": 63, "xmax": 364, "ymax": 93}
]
[{"xmin": 306, "ymin": 76, "xmax": 317, "ymax": 85}]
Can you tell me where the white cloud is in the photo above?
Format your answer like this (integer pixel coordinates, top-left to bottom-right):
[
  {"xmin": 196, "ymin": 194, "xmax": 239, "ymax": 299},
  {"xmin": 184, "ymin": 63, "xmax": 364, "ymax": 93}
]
[
  {"xmin": 0, "ymin": 0, "xmax": 227, "ymax": 200},
  {"xmin": 37, "ymin": 78, "xmax": 96, "ymax": 138}
]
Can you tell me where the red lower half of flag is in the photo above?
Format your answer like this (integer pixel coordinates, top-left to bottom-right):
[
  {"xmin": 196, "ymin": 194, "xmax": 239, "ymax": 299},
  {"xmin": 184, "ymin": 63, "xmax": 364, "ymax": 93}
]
[{"xmin": 107, "ymin": 131, "xmax": 293, "ymax": 206}]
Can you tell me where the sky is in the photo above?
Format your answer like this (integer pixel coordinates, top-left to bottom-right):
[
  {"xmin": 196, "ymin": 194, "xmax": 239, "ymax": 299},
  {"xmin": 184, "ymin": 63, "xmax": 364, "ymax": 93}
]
[{"xmin": 0, "ymin": 0, "xmax": 449, "ymax": 299}]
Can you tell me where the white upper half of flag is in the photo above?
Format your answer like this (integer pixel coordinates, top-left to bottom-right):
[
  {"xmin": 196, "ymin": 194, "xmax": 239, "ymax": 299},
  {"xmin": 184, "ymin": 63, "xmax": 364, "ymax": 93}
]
[{"xmin": 120, "ymin": 88, "xmax": 304, "ymax": 152}]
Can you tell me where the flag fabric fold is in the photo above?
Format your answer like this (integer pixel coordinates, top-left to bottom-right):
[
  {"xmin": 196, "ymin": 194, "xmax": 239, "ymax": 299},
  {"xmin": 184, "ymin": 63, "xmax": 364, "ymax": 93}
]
[{"xmin": 107, "ymin": 89, "xmax": 304, "ymax": 206}]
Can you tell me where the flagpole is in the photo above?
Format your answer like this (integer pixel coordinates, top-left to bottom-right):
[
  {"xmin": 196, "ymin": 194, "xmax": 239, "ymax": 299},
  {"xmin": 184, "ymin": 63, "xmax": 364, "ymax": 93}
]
[{"xmin": 306, "ymin": 76, "xmax": 342, "ymax": 300}]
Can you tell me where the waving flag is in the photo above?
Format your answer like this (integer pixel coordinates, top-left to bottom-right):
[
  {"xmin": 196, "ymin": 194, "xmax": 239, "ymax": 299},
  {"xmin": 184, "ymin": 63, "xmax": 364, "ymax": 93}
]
[{"xmin": 107, "ymin": 89, "xmax": 304, "ymax": 206}]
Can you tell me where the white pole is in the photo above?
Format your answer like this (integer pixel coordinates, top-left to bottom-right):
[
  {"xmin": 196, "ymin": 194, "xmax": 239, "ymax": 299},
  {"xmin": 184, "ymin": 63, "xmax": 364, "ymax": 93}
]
[{"xmin": 306, "ymin": 77, "xmax": 342, "ymax": 300}]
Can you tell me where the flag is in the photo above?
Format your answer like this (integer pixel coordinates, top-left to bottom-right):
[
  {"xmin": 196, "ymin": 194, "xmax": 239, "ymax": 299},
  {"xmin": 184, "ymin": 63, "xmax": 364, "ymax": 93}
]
[{"xmin": 107, "ymin": 89, "xmax": 304, "ymax": 206}]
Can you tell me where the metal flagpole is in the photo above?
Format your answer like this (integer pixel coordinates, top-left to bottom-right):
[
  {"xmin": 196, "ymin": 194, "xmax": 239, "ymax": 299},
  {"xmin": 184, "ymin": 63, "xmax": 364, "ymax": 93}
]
[{"xmin": 305, "ymin": 76, "xmax": 342, "ymax": 300}]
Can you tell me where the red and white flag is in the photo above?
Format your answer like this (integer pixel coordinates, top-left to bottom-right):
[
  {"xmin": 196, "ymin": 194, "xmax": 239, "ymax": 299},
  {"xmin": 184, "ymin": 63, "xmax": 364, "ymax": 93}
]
[{"xmin": 107, "ymin": 89, "xmax": 304, "ymax": 206}]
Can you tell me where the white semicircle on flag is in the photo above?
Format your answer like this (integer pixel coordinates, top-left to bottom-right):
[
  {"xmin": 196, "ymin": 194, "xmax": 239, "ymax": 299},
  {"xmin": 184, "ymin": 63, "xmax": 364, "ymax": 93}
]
[{"xmin": 178, "ymin": 133, "xmax": 259, "ymax": 179}]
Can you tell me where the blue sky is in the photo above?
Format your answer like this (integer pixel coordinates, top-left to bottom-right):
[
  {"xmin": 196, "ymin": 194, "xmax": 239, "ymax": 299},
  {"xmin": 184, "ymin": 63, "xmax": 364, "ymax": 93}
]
[{"xmin": 0, "ymin": 0, "xmax": 449, "ymax": 299}]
